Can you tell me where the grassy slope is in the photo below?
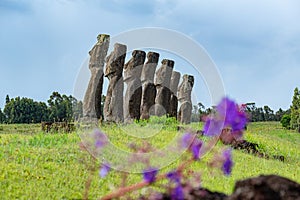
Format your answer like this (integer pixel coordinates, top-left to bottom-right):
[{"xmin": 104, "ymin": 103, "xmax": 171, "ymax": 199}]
[{"xmin": 0, "ymin": 122, "xmax": 299, "ymax": 199}]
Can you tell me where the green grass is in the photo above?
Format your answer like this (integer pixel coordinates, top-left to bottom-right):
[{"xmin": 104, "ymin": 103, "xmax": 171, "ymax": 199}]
[{"xmin": 0, "ymin": 121, "xmax": 299, "ymax": 199}]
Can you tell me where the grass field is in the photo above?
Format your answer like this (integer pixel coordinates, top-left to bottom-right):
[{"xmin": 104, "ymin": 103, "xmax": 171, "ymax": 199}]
[{"xmin": 0, "ymin": 121, "xmax": 299, "ymax": 199}]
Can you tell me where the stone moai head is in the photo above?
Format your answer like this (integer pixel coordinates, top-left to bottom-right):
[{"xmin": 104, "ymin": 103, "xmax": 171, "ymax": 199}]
[
  {"xmin": 105, "ymin": 43, "xmax": 127, "ymax": 77},
  {"xmin": 141, "ymin": 52, "xmax": 160, "ymax": 83},
  {"xmin": 147, "ymin": 52, "xmax": 160, "ymax": 63},
  {"xmin": 88, "ymin": 34, "xmax": 110, "ymax": 69},
  {"xmin": 155, "ymin": 59, "xmax": 175, "ymax": 87},
  {"xmin": 170, "ymin": 71, "xmax": 181, "ymax": 94},
  {"xmin": 124, "ymin": 50, "xmax": 146, "ymax": 81},
  {"xmin": 178, "ymin": 74, "xmax": 194, "ymax": 101}
]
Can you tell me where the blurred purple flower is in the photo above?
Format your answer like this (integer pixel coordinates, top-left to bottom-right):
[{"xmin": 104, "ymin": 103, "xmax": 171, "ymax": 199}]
[
  {"xmin": 171, "ymin": 185, "xmax": 184, "ymax": 200},
  {"xmin": 191, "ymin": 139, "xmax": 203, "ymax": 160},
  {"xmin": 203, "ymin": 97, "xmax": 247, "ymax": 137},
  {"xmin": 167, "ymin": 170, "xmax": 184, "ymax": 200},
  {"xmin": 99, "ymin": 163, "xmax": 111, "ymax": 178},
  {"xmin": 143, "ymin": 167, "xmax": 158, "ymax": 183},
  {"xmin": 181, "ymin": 133, "xmax": 203, "ymax": 160},
  {"xmin": 217, "ymin": 97, "xmax": 247, "ymax": 132},
  {"xmin": 93, "ymin": 129, "xmax": 108, "ymax": 148},
  {"xmin": 222, "ymin": 149, "xmax": 233, "ymax": 176},
  {"xmin": 203, "ymin": 117, "xmax": 224, "ymax": 136},
  {"xmin": 167, "ymin": 171, "xmax": 181, "ymax": 183},
  {"xmin": 181, "ymin": 133, "xmax": 193, "ymax": 148}
]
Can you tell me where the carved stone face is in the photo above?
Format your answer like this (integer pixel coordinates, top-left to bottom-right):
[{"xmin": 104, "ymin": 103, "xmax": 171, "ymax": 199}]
[
  {"xmin": 132, "ymin": 50, "xmax": 146, "ymax": 58},
  {"xmin": 188, "ymin": 75, "xmax": 194, "ymax": 87},
  {"xmin": 161, "ymin": 59, "xmax": 174, "ymax": 68},
  {"xmin": 147, "ymin": 52, "xmax": 159, "ymax": 63}
]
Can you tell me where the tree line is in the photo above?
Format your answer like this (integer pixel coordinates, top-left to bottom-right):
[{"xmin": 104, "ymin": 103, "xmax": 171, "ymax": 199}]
[
  {"xmin": 281, "ymin": 87, "xmax": 300, "ymax": 132},
  {"xmin": 191, "ymin": 88, "xmax": 300, "ymax": 132},
  {"xmin": 0, "ymin": 92, "xmax": 83, "ymax": 124},
  {"xmin": 1, "ymin": 89, "xmax": 299, "ymax": 130},
  {"xmin": 191, "ymin": 100, "xmax": 291, "ymax": 123}
]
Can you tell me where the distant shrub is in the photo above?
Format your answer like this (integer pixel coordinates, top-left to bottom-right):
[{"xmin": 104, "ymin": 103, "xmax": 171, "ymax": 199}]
[{"xmin": 280, "ymin": 114, "xmax": 291, "ymax": 129}]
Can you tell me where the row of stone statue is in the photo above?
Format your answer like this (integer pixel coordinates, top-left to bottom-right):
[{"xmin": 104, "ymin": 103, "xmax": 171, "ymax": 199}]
[{"xmin": 82, "ymin": 34, "xmax": 194, "ymax": 124}]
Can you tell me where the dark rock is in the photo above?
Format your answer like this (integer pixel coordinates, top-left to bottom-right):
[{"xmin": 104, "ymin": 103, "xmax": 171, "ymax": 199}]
[
  {"xmin": 190, "ymin": 188, "xmax": 227, "ymax": 200},
  {"xmin": 229, "ymin": 175, "xmax": 300, "ymax": 200}
]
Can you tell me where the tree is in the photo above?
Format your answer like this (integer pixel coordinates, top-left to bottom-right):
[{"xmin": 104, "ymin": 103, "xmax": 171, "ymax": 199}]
[
  {"xmin": 3, "ymin": 97, "xmax": 49, "ymax": 123},
  {"xmin": 0, "ymin": 108, "xmax": 5, "ymax": 123},
  {"xmin": 197, "ymin": 102, "xmax": 206, "ymax": 121},
  {"xmin": 281, "ymin": 114, "xmax": 291, "ymax": 129},
  {"xmin": 5, "ymin": 95, "xmax": 10, "ymax": 104},
  {"xmin": 47, "ymin": 92, "xmax": 81, "ymax": 122},
  {"xmin": 263, "ymin": 105, "xmax": 275, "ymax": 121},
  {"xmin": 290, "ymin": 87, "xmax": 300, "ymax": 132}
]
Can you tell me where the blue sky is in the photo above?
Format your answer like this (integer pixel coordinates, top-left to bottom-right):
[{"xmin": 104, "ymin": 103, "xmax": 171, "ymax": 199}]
[{"xmin": 0, "ymin": 0, "xmax": 299, "ymax": 111}]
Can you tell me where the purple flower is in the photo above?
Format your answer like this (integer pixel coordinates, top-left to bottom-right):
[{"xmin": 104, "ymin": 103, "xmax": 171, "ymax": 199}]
[
  {"xmin": 167, "ymin": 171, "xmax": 184, "ymax": 200},
  {"xmin": 181, "ymin": 133, "xmax": 194, "ymax": 148},
  {"xmin": 203, "ymin": 117, "xmax": 224, "ymax": 136},
  {"xmin": 93, "ymin": 129, "xmax": 108, "ymax": 148},
  {"xmin": 222, "ymin": 149, "xmax": 233, "ymax": 176},
  {"xmin": 181, "ymin": 133, "xmax": 203, "ymax": 160},
  {"xmin": 99, "ymin": 163, "xmax": 110, "ymax": 178},
  {"xmin": 217, "ymin": 97, "xmax": 247, "ymax": 132},
  {"xmin": 203, "ymin": 97, "xmax": 247, "ymax": 137},
  {"xmin": 191, "ymin": 139, "xmax": 203, "ymax": 160},
  {"xmin": 143, "ymin": 167, "xmax": 158, "ymax": 183},
  {"xmin": 171, "ymin": 185, "xmax": 184, "ymax": 200},
  {"xmin": 167, "ymin": 171, "xmax": 181, "ymax": 183}
]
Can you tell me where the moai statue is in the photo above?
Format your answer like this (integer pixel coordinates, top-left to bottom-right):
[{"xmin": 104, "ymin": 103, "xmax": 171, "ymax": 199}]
[
  {"xmin": 178, "ymin": 74, "xmax": 194, "ymax": 124},
  {"xmin": 103, "ymin": 43, "xmax": 127, "ymax": 123},
  {"xmin": 140, "ymin": 52, "xmax": 160, "ymax": 120},
  {"xmin": 123, "ymin": 50, "xmax": 146, "ymax": 122},
  {"xmin": 169, "ymin": 71, "xmax": 181, "ymax": 119},
  {"xmin": 82, "ymin": 34, "xmax": 110, "ymax": 121},
  {"xmin": 154, "ymin": 59, "xmax": 174, "ymax": 116}
]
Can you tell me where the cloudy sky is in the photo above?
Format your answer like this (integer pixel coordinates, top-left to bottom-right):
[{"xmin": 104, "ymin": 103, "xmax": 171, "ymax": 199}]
[{"xmin": 0, "ymin": 0, "xmax": 299, "ymax": 111}]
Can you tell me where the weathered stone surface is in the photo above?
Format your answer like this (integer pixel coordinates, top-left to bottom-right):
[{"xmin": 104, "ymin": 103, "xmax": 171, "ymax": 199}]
[
  {"xmin": 83, "ymin": 34, "xmax": 110, "ymax": 120},
  {"xmin": 140, "ymin": 52, "xmax": 160, "ymax": 120},
  {"xmin": 178, "ymin": 74, "xmax": 194, "ymax": 124},
  {"xmin": 169, "ymin": 71, "xmax": 181, "ymax": 118},
  {"xmin": 124, "ymin": 50, "xmax": 146, "ymax": 122},
  {"xmin": 170, "ymin": 71, "xmax": 181, "ymax": 94},
  {"xmin": 169, "ymin": 95, "xmax": 178, "ymax": 119},
  {"xmin": 103, "ymin": 43, "xmax": 127, "ymax": 123},
  {"xmin": 154, "ymin": 59, "xmax": 174, "ymax": 116},
  {"xmin": 229, "ymin": 175, "xmax": 300, "ymax": 200},
  {"xmin": 141, "ymin": 52, "xmax": 160, "ymax": 84},
  {"xmin": 155, "ymin": 59, "xmax": 174, "ymax": 87}
]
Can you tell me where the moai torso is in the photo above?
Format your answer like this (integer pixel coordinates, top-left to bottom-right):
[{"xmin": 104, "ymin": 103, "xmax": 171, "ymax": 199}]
[
  {"xmin": 82, "ymin": 34, "xmax": 110, "ymax": 120},
  {"xmin": 178, "ymin": 74, "xmax": 194, "ymax": 124},
  {"xmin": 140, "ymin": 52, "xmax": 160, "ymax": 120},
  {"xmin": 169, "ymin": 71, "xmax": 181, "ymax": 118},
  {"xmin": 154, "ymin": 59, "xmax": 174, "ymax": 116},
  {"xmin": 103, "ymin": 43, "xmax": 127, "ymax": 123},
  {"xmin": 123, "ymin": 50, "xmax": 146, "ymax": 122},
  {"xmin": 155, "ymin": 59, "xmax": 174, "ymax": 88},
  {"xmin": 141, "ymin": 52, "xmax": 160, "ymax": 84},
  {"xmin": 178, "ymin": 75, "xmax": 194, "ymax": 103}
]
